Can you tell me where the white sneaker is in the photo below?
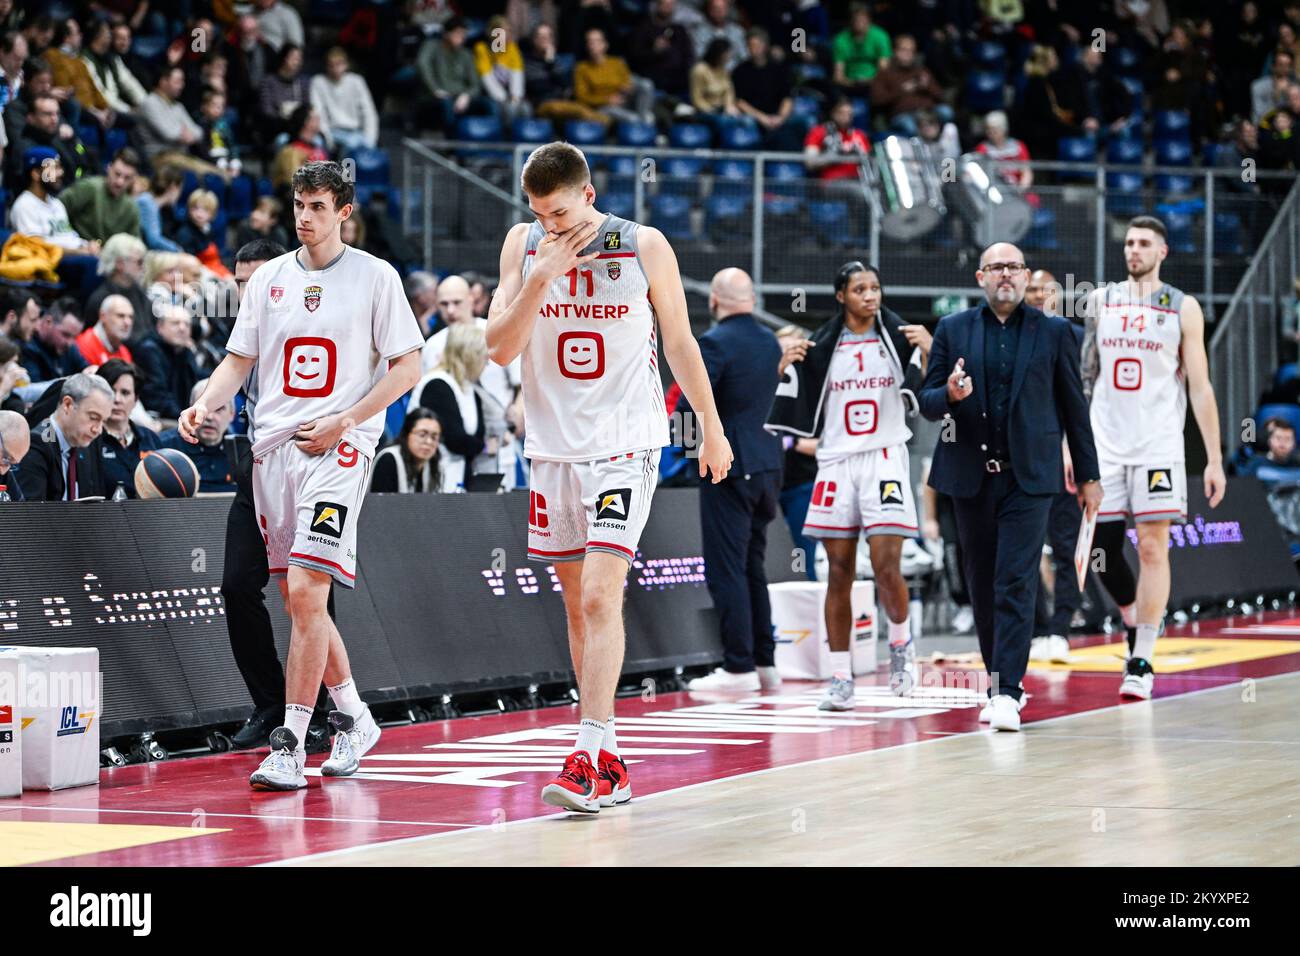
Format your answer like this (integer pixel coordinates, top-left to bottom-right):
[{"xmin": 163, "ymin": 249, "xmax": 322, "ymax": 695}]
[
  {"xmin": 888, "ymin": 639, "xmax": 918, "ymax": 696},
  {"xmin": 249, "ymin": 727, "xmax": 307, "ymax": 791},
  {"xmin": 1029, "ymin": 637, "xmax": 1051, "ymax": 661},
  {"xmin": 321, "ymin": 707, "xmax": 381, "ymax": 777},
  {"xmin": 978, "ymin": 691, "xmax": 1026, "ymax": 723},
  {"xmin": 988, "ymin": 694, "xmax": 1022, "ymax": 731},
  {"xmin": 1045, "ymin": 634, "xmax": 1071, "ymax": 663},
  {"xmin": 951, "ymin": 606, "xmax": 975, "ymax": 633},
  {"xmin": 1119, "ymin": 657, "xmax": 1155, "ymax": 699},
  {"xmin": 687, "ymin": 667, "xmax": 761, "ymax": 692},
  {"xmin": 757, "ymin": 666, "xmax": 782, "ymax": 690},
  {"xmin": 818, "ymin": 673, "xmax": 856, "ymax": 711}
]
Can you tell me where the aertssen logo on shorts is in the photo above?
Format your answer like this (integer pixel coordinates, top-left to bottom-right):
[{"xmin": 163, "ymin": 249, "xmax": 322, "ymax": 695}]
[
  {"xmin": 596, "ymin": 488, "xmax": 631, "ymax": 522},
  {"xmin": 1147, "ymin": 468, "xmax": 1174, "ymax": 495},
  {"xmin": 879, "ymin": 480, "xmax": 904, "ymax": 506},
  {"xmin": 311, "ymin": 501, "xmax": 348, "ymax": 538}
]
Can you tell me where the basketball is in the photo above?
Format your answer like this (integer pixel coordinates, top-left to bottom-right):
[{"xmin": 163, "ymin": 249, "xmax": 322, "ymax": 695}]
[{"xmin": 135, "ymin": 448, "xmax": 201, "ymax": 499}]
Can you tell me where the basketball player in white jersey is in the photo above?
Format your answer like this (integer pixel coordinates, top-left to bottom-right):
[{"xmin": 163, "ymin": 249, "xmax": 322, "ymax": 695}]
[
  {"xmin": 487, "ymin": 142, "xmax": 733, "ymax": 813},
  {"xmin": 178, "ymin": 161, "xmax": 425, "ymax": 789},
  {"xmin": 1081, "ymin": 215, "xmax": 1226, "ymax": 699},
  {"xmin": 793, "ymin": 263, "xmax": 931, "ymax": 710}
]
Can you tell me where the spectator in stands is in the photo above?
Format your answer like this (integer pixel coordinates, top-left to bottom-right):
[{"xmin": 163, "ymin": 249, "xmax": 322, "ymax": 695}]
[
  {"xmin": 416, "ymin": 17, "xmax": 491, "ymax": 133},
  {"xmin": 14, "ymin": 371, "xmax": 112, "ymax": 501},
  {"xmin": 143, "ymin": 251, "xmax": 202, "ymax": 318},
  {"xmin": 871, "ymin": 33, "xmax": 947, "ymax": 136},
  {"xmin": 136, "ymin": 165, "xmax": 183, "ymax": 252},
  {"xmin": 234, "ymin": 195, "xmax": 290, "ymax": 251},
  {"xmin": 731, "ymin": 28, "xmax": 800, "ymax": 150},
  {"xmin": 0, "ymin": 30, "xmax": 27, "ymax": 112},
  {"xmin": 228, "ymin": 14, "xmax": 273, "ymax": 124},
  {"xmin": 138, "ymin": 66, "xmax": 222, "ymax": 177},
  {"xmin": 21, "ymin": 298, "xmax": 86, "ymax": 383},
  {"xmin": 94, "ymin": 357, "xmax": 160, "ymax": 498},
  {"xmin": 60, "ymin": 145, "xmax": 141, "ymax": 243},
  {"xmin": 474, "ymin": 16, "xmax": 530, "ymax": 125},
  {"xmin": 371, "ymin": 407, "xmax": 443, "ymax": 494},
  {"xmin": 804, "ymin": 96, "xmax": 871, "ymax": 182},
  {"xmin": 575, "ymin": 27, "xmax": 654, "ymax": 127},
  {"xmin": 556, "ymin": 0, "xmax": 615, "ymax": 57},
  {"xmin": 1254, "ymin": 50, "xmax": 1296, "ymax": 124},
  {"xmin": 0, "ymin": 335, "xmax": 25, "ymax": 413},
  {"xmin": 976, "ymin": 110, "xmax": 1033, "ymax": 192},
  {"xmin": 161, "ymin": 378, "xmax": 236, "ymax": 492},
  {"xmin": 10, "ymin": 147, "xmax": 100, "ymax": 255},
  {"xmin": 1056, "ymin": 43, "xmax": 1133, "ymax": 137},
  {"xmin": 193, "ymin": 87, "xmax": 241, "ymax": 177},
  {"xmin": 1262, "ymin": 418, "xmax": 1300, "ymax": 468},
  {"xmin": 691, "ymin": 0, "xmax": 746, "ymax": 63},
  {"xmin": 75, "ymin": 294, "xmax": 134, "ymax": 366},
  {"xmin": 832, "ymin": 2, "xmax": 892, "ymax": 94},
  {"xmin": 1227, "ymin": 2, "xmax": 1270, "ymax": 120},
  {"xmin": 258, "ymin": 42, "xmax": 310, "ymax": 141},
  {"xmin": 916, "ymin": 108, "xmax": 961, "ymax": 162},
  {"xmin": 271, "ymin": 104, "xmax": 328, "ymax": 190},
  {"xmin": 340, "ymin": 207, "xmax": 367, "ymax": 251},
  {"xmin": 21, "ymin": 17, "xmax": 54, "ymax": 60},
  {"xmin": 1217, "ymin": 117, "xmax": 1261, "ymax": 195},
  {"xmin": 86, "ymin": 233, "xmax": 151, "ymax": 343},
  {"xmin": 629, "ymin": 0, "xmax": 695, "ymax": 103},
  {"xmin": 412, "ymin": 321, "xmax": 492, "ymax": 492},
  {"xmin": 311, "ymin": 47, "xmax": 379, "ymax": 155},
  {"xmin": 106, "ymin": 21, "xmax": 148, "ymax": 111},
  {"xmin": 0, "ymin": 288, "xmax": 39, "ymax": 344},
  {"xmin": 254, "ymin": 0, "xmax": 304, "ymax": 54},
  {"xmin": 405, "ymin": 270, "xmax": 439, "ymax": 337},
  {"xmin": 81, "ymin": 18, "xmax": 137, "ymax": 117},
  {"xmin": 135, "ymin": 304, "xmax": 200, "ymax": 423},
  {"xmin": 171, "ymin": 188, "xmax": 226, "ymax": 276},
  {"xmin": 466, "ymin": 273, "xmax": 492, "ymax": 318},
  {"xmin": 45, "ymin": 18, "xmax": 114, "ymax": 130},
  {"xmin": 524, "ymin": 23, "xmax": 585, "ymax": 125},
  {"xmin": 1260, "ymin": 107, "xmax": 1299, "ymax": 190},
  {"xmin": 690, "ymin": 38, "xmax": 740, "ymax": 129},
  {"xmin": 6, "ymin": 90, "xmax": 95, "ymax": 191},
  {"xmin": 0, "ymin": 408, "xmax": 31, "ymax": 499},
  {"xmin": 1016, "ymin": 45, "xmax": 1075, "ymax": 163},
  {"xmin": 1152, "ymin": 18, "xmax": 1211, "ymax": 144}
]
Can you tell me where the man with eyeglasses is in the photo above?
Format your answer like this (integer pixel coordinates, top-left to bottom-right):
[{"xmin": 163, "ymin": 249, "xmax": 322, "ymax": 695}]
[
  {"xmin": 11, "ymin": 371, "xmax": 112, "ymax": 502},
  {"xmin": 0, "ymin": 409, "xmax": 32, "ymax": 501},
  {"xmin": 919, "ymin": 243, "xmax": 1102, "ymax": 732}
]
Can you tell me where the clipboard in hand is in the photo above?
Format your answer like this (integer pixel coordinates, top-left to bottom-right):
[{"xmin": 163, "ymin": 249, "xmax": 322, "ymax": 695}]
[{"xmin": 1074, "ymin": 508, "xmax": 1098, "ymax": 591}]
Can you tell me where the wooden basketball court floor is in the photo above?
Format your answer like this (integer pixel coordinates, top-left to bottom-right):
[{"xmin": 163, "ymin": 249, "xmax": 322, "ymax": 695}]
[{"xmin": 3, "ymin": 612, "xmax": 1299, "ymax": 867}]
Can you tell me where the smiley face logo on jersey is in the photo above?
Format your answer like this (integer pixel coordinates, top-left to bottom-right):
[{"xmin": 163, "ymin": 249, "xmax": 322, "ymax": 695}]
[
  {"xmin": 310, "ymin": 500, "xmax": 348, "ymax": 539},
  {"xmin": 1147, "ymin": 468, "xmax": 1173, "ymax": 495},
  {"xmin": 283, "ymin": 336, "xmax": 337, "ymax": 397},
  {"xmin": 1113, "ymin": 357, "xmax": 1142, "ymax": 391},
  {"xmin": 596, "ymin": 487, "xmax": 631, "ymax": 522},
  {"xmin": 844, "ymin": 399, "xmax": 878, "ymax": 435},
  {"xmin": 557, "ymin": 331, "xmax": 605, "ymax": 380},
  {"xmin": 879, "ymin": 480, "xmax": 904, "ymax": 506}
]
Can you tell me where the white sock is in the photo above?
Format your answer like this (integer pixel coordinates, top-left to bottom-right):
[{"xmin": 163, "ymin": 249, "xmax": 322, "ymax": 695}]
[
  {"xmin": 576, "ymin": 718, "xmax": 605, "ymax": 764},
  {"xmin": 602, "ymin": 715, "xmax": 618, "ymax": 757},
  {"xmin": 1134, "ymin": 623, "xmax": 1159, "ymax": 661},
  {"xmin": 829, "ymin": 650, "xmax": 852, "ymax": 677},
  {"xmin": 1120, "ymin": 602, "xmax": 1137, "ymax": 628},
  {"xmin": 887, "ymin": 617, "xmax": 911, "ymax": 647},
  {"xmin": 283, "ymin": 704, "xmax": 312, "ymax": 751},
  {"xmin": 327, "ymin": 678, "xmax": 366, "ymax": 719}
]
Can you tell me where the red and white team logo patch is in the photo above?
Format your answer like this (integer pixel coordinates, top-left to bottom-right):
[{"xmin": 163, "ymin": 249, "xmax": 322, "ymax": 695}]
[
  {"xmin": 844, "ymin": 399, "xmax": 878, "ymax": 435},
  {"xmin": 304, "ymin": 284, "xmax": 323, "ymax": 312},
  {"xmin": 283, "ymin": 336, "xmax": 337, "ymax": 397},
  {"xmin": 606, "ymin": 261, "xmax": 621, "ymax": 281},
  {"xmin": 269, "ymin": 286, "xmax": 284, "ymax": 304},
  {"xmin": 529, "ymin": 491, "xmax": 548, "ymax": 531},
  {"xmin": 812, "ymin": 480, "xmax": 837, "ymax": 508}
]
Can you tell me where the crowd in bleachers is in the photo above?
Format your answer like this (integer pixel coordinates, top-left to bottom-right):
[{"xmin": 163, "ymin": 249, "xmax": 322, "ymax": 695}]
[{"xmin": 3, "ymin": 1, "xmax": 1300, "ymax": 503}]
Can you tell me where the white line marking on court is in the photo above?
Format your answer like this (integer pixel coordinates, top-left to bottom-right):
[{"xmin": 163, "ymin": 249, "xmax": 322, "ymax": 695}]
[
  {"xmin": 0, "ymin": 805, "xmax": 477, "ymax": 828},
  {"xmin": 264, "ymin": 671, "xmax": 1299, "ymax": 866}
]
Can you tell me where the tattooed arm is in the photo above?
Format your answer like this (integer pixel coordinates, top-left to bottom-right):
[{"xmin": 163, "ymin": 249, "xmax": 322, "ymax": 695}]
[{"xmin": 1080, "ymin": 287, "xmax": 1101, "ymax": 402}]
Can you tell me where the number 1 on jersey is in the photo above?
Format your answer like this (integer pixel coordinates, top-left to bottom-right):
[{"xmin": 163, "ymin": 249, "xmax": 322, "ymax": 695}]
[{"xmin": 567, "ymin": 268, "xmax": 594, "ymax": 298}]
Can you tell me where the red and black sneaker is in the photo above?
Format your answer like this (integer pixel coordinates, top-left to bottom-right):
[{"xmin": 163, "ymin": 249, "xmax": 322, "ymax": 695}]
[
  {"xmin": 597, "ymin": 750, "xmax": 631, "ymax": 807},
  {"xmin": 541, "ymin": 750, "xmax": 600, "ymax": 813}
]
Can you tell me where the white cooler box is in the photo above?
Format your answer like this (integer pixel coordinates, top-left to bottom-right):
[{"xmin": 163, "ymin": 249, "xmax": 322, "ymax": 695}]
[
  {"xmin": 770, "ymin": 581, "xmax": 877, "ymax": 680},
  {"xmin": 0, "ymin": 646, "xmax": 100, "ymax": 791},
  {"xmin": 0, "ymin": 653, "xmax": 20, "ymax": 798}
]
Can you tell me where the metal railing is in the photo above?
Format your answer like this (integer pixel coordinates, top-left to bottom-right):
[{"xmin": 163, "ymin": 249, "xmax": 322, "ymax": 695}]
[{"xmin": 1208, "ymin": 178, "xmax": 1300, "ymax": 451}]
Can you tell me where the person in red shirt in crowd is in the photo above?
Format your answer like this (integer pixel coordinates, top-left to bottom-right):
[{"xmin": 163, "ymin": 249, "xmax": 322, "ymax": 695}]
[
  {"xmin": 74, "ymin": 294, "xmax": 134, "ymax": 367},
  {"xmin": 975, "ymin": 109, "xmax": 1034, "ymax": 191},
  {"xmin": 803, "ymin": 97, "xmax": 872, "ymax": 181}
]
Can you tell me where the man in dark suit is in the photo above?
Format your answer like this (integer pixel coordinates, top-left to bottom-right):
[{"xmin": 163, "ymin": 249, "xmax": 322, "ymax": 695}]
[
  {"xmin": 678, "ymin": 268, "xmax": 785, "ymax": 692},
  {"xmin": 919, "ymin": 243, "xmax": 1102, "ymax": 731},
  {"xmin": 11, "ymin": 371, "xmax": 112, "ymax": 501}
]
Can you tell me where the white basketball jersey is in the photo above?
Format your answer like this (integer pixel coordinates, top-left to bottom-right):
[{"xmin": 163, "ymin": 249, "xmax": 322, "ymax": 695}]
[
  {"xmin": 1089, "ymin": 281, "xmax": 1187, "ymax": 464},
  {"xmin": 817, "ymin": 328, "xmax": 912, "ymax": 463},
  {"xmin": 518, "ymin": 214, "xmax": 669, "ymax": 461}
]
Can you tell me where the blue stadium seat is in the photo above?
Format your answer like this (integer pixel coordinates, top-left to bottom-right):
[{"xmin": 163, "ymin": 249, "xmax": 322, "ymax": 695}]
[
  {"xmin": 1118, "ymin": 76, "xmax": 1145, "ymax": 116},
  {"xmin": 659, "ymin": 156, "xmax": 707, "ymax": 197},
  {"xmin": 808, "ymin": 200, "xmax": 850, "ymax": 245},
  {"xmin": 766, "ymin": 160, "xmax": 806, "ymax": 201},
  {"xmin": 226, "ymin": 175, "xmax": 253, "ymax": 221},
  {"xmin": 1258, "ymin": 403, "xmax": 1300, "ymax": 434},
  {"xmin": 602, "ymin": 191, "xmax": 635, "ymax": 220},
  {"xmin": 202, "ymin": 172, "xmax": 226, "ymax": 200},
  {"xmin": 1112, "ymin": 47, "xmax": 1141, "ymax": 75},
  {"xmin": 1025, "ymin": 207, "xmax": 1059, "ymax": 250},
  {"xmin": 1155, "ymin": 139, "xmax": 1194, "ymax": 193},
  {"xmin": 1106, "ymin": 137, "xmax": 1144, "ymax": 166},
  {"xmin": 971, "ymin": 41, "xmax": 1007, "ymax": 72},
  {"xmin": 564, "ymin": 120, "xmax": 607, "ymax": 147},
  {"xmin": 1153, "ymin": 110, "xmax": 1191, "ymax": 143},
  {"xmin": 256, "ymin": 177, "xmax": 274, "ymax": 198},
  {"xmin": 310, "ymin": 0, "xmax": 352, "ymax": 24},
  {"xmin": 607, "ymin": 154, "xmax": 639, "ymax": 177},
  {"xmin": 850, "ymin": 97, "xmax": 870, "ymax": 130},
  {"xmin": 718, "ymin": 118, "xmax": 760, "ymax": 150},
  {"xmin": 512, "ymin": 117, "xmax": 554, "ymax": 143},
  {"xmin": 76, "ymin": 123, "xmax": 102, "ymax": 152},
  {"xmin": 1161, "ymin": 208, "xmax": 1197, "ymax": 254},
  {"xmin": 615, "ymin": 121, "xmax": 656, "ymax": 147},
  {"xmin": 790, "ymin": 95, "xmax": 821, "ymax": 122},
  {"xmin": 179, "ymin": 170, "xmax": 199, "ymax": 204},
  {"xmin": 668, "ymin": 123, "xmax": 711, "ymax": 149},
  {"xmin": 103, "ymin": 127, "xmax": 128, "ymax": 161},
  {"xmin": 456, "ymin": 115, "xmax": 503, "ymax": 142},
  {"xmin": 130, "ymin": 34, "xmax": 168, "ymax": 62},
  {"xmin": 712, "ymin": 158, "xmax": 753, "ymax": 199},
  {"xmin": 966, "ymin": 71, "xmax": 1005, "ymax": 113},
  {"xmin": 650, "ymin": 193, "xmax": 694, "ymax": 240},
  {"xmin": 353, "ymin": 149, "xmax": 392, "ymax": 185},
  {"xmin": 1275, "ymin": 363, "xmax": 1300, "ymax": 389},
  {"xmin": 705, "ymin": 194, "xmax": 749, "ymax": 241},
  {"xmin": 1214, "ymin": 212, "xmax": 1244, "ymax": 255},
  {"xmin": 1058, "ymin": 135, "xmax": 1097, "ymax": 182}
]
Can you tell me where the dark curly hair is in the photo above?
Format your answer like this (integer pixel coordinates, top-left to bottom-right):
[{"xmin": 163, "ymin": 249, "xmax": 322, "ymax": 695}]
[{"xmin": 291, "ymin": 160, "xmax": 355, "ymax": 210}]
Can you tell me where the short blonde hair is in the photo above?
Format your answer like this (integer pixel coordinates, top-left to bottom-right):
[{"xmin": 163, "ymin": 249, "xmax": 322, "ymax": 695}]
[
  {"xmin": 187, "ymin": 188, "xmax": 219, "ymax": 214},
  {"xmin": 438, "ymin": 322, "xmax": 488, "ymax": 388}
]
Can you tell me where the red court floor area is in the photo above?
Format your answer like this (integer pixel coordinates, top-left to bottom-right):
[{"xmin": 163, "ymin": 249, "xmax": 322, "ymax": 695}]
[{"xmin": 3, "ymin": 612, "xmax": 1300, "ymax": 866}]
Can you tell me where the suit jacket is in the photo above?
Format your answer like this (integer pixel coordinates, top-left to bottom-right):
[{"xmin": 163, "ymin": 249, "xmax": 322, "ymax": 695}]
[
  {"xmin": 919, "ymin": 303, "xmax": 1099, "ymax": 498},
  {"xmin": 11, "ymin": 417, "xmax": 108, "ymax": 501},
  {"xmin": 677, "ymin": 313, "xmax": 783, "ymax": 478}
]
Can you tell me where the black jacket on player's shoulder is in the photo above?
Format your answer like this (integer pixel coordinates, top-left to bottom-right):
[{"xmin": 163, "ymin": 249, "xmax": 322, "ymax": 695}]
[{"xmin": 764, "ymin": 304, "xmax": 924, "ymax": 438}]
